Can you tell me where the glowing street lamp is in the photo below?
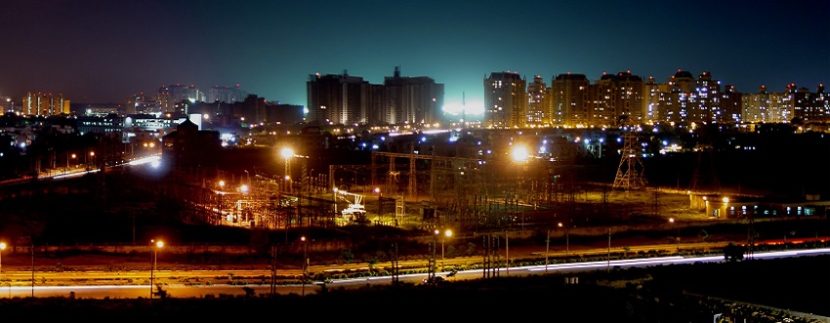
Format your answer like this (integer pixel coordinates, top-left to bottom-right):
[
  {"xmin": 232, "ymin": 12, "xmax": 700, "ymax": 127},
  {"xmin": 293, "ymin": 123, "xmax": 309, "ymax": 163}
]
[
  {"xmin": 149, "ymin": 239, "xmax": 164, "ymax": 299},
  {"xmin": 441, "ymin": 229, "xmax": 453, "ymax": 260},
  {"xmin": 300, "ymin": 235, "xmax": 308, "ymax": 296},
  {"xmin": 510, "ymin": 144, "xmax": 530, "ymax": 163},
  {"xmin": 217, "ymin": 180, "xmax": 226, "ymax": 189},
  {"xmin": 373, "ymin": 187, "xmax": 383, "ymax": 217},
  {"xmin": 669, "ymin": 217, "xmax": 679, "ymax": 251},
  {"xmin": 280, "ymin": 147, "xmax": 295, "ymax": 192},
  {"xmin": 239, "ymin": 184, "xmax": 250, "ymax": 194},
  {"xmin": 0, "ymin": 242, "xmax": 7, "ymax": 275},
  {"xmin": 280, "ymin": 147, "xmax": 295, "ymax": 160}
]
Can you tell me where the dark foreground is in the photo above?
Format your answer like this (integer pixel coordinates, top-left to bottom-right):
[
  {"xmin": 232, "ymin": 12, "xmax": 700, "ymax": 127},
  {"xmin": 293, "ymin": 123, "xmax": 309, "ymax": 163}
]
[{"xmin": 0, "ymin": 256, "xmax": 827, "ymax": 322}]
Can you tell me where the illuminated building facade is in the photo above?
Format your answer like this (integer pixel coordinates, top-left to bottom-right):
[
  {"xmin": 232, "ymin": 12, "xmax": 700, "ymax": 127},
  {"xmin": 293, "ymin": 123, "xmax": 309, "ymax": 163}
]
[
  {"xmin": 643, "ymin": 76, "xmax": 663, "ymax": 123},
  {"xmin": 159, "ymin": 84, "xmax": 205, "ymax": 112},
  {"xmin": 22, "ymin": 92, "xmax": 70, "ymax": 116},
  {"xmin": 589, "ymin": 71, "xmax": 644, "ymax": 126},
  {"xmin": 690, "ymin": 71, "xmax": 721, "ymax": 124},
  {"xmin": 383, "ymin": 67, "xmax": 444, "ymax": 125},
  {"xmin": 484, "ymin": 71, "xmax": 526, "ymax": 128},
  {"xmin": 551, "ymin": 73, "xmax": 589, "ymax": 126},
  {"xmin": 526, "ymin": 75, "xmax": 549, "ymax": 126},
  {"xmin": 720, "ymin": 84, "xmax": 742, "ymax": 123},
  {"xmin": 307, "ymin": 71, "xmax": 370, "ymax": 125},
  {"xmin": 207, "ymin": 85, "xmax": 248, "ymax": 103}
]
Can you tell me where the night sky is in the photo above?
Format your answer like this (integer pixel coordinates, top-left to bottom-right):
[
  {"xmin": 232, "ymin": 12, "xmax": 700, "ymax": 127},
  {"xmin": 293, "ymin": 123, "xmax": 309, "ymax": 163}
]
[{"xmin": 1, "ymin": 0, "xmax": 828, "ymax": 116}]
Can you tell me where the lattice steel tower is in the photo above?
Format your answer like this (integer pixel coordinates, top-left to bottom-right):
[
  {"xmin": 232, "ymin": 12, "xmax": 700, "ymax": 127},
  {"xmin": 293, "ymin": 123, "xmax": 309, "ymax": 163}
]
[{"xmin": 612, "ymin": 131, "xmax": 646, "ymax": 190}]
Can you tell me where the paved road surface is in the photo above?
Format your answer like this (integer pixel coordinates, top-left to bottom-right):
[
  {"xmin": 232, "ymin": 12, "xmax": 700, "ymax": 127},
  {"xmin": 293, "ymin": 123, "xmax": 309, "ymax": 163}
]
[{"xmin": 1, "ymin": 247, "xmax": 826, "ymax": 299}]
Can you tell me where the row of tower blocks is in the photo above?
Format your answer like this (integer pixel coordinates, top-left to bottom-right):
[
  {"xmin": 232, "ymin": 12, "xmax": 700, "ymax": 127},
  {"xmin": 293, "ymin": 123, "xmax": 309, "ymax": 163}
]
[
  {"xmin": 307, "ymin": 67, "xmax": 444, "ymax": 126},
  {"xmin": 486, "ymin": 70, "xmax": 829, "ymax": 128}
]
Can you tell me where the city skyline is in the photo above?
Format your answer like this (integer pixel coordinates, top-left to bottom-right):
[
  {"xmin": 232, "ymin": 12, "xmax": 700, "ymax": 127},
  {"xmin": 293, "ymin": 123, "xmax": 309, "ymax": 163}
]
[{"xmin": 1, "ymin": 0, "xmax": 828, "ymax": 116}]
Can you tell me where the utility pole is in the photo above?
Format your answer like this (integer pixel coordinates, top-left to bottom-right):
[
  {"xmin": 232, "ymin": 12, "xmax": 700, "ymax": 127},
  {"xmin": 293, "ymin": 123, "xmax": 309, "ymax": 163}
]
[
  {"xmin": 270, "ymin": 245, "xmax": 277, "ymax": 297},
  {"xmin": 606, "ymin": 228, "xmax": 611, "ymax": 272},
  {"xmin": 482, "ymin": 233, "xmax": 489, "ymax": 279},
  {"xmin": 301, "ymin": 236, "xmax": 308, "ymax": 296},
  {"xmin": 391, "ymin": 242, "xmax": 399, "ymax": 284},
  {"xmin": 428, "ymin": 230, "xmax": 437, "ymax": 282},
  {"xmin": 505, "ymin": 230, "xmax": 509, "ymax": 276},
  {"xmin": 31, "ymin": 243, "xmax": 34, "ymax": 297},
  {"xmin": 545, "ymin": 229, "xmax": 550, "ymax": 272}
]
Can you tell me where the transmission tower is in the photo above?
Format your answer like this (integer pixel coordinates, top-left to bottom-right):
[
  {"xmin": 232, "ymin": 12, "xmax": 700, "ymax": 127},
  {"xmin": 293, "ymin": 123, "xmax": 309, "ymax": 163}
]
[{"xmin": 612, "ymin": 131, "xmax": 646, "ymax": 190}]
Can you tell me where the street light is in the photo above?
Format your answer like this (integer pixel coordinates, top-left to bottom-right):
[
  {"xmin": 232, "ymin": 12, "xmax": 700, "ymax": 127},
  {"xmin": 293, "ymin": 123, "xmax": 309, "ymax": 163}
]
[
  {"xmin": 333, "ymin": 187, "xmax": 339, "ymax": 214},
  {"xmin": 441, "ymin": 229, "xmax": 453, "ymax": 260},
  {"xmin": 67, "ymin": 153, "xmax": 76, "ymax": 168},
  {"xmin": 669, "ymin": 217, "xmax": 679, "ymax": 252},
  {"xmin": 510, "ymin": 144, "xmax": 530, "ymax": 163},
  {"xmin": 150, "ymin": 239, "xmax": 164, "ymax": 299},
  {"xmin": 300, "ymin": 235, "xmax": 308, "ymax": 296},
  {"xmin": 280, "ymin": 147, "xmax": 295, "ymax": 192},
  {"xmin": 217, "ymin": 180, "xmax": 225, "ymax": 189},
  {"xmin": 374, "ymin": 187, "xmax": 382, "ymax": 220},
  {"xmin": 280, "ymin": 147, "xmax": 295, "ymax": 160},
  {"xmin": 427, "ymin": 227, "xmax": 453, "ymax": 282},
  {"xmin": 239, "ymin": 184, "xmax": 249, "ymax": 194},
  {"xmin": 558, "ymin": 221, "xmax": 570, "ymax": 255},
  {"xmin": 0, "ymin": 242, "xmax": 7, "ymax": 275}
]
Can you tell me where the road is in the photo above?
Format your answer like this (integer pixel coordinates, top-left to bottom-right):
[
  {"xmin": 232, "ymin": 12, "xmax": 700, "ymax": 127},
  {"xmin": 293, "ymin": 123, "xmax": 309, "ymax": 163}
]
[
  {"xmin": 0, "ymin": 154, "xmax": 161, "ymax": 187},
  {"xmin": 1, "ymin": 247, "xmax": 827, "ymax": 299}
]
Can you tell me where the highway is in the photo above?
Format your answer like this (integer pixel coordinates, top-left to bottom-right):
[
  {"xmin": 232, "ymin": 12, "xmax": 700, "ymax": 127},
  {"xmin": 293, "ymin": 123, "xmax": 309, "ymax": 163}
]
[{"xmin": 1, "ymin": 247, "xmax": 827, "ymax": 299}]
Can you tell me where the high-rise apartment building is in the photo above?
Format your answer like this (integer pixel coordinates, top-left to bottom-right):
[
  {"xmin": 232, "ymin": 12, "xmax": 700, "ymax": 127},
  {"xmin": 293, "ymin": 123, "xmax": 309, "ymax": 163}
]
[
  {"xmin": 306, "ymin": 72, "xmax": 370, "ymax": 125},
  {"xmin": 526, "ymin": 75, "xmax": 549, "ymax": 126},
  {"xmin": 720, "ymin": 85, "xmax": 742, "ymax": 123},
  {"xmin": 207, "ymin": 85, "xmax": 248, "ymax": 103},
  {"xmin": 484, "ymin": 72, "xmax": 526, "ymax": 128},
  {"xmin": 690, "ymin": 71, "xmax": 721, "ymax": 124},
  {"xmin": 22, "ymin": 92, "xmax": 69, "ymax": 116},
  {"xmin": 551, "ymin": 73, "xmax": 589, "ymax": 126},
  {"xmin": 159, "ymin": 84, "xmax": 205, "ymax": 112},
  {"xmin": 383, "ymin": 67, "xmax": 444, "ymax": 125},
  {"xmin": 643, "ymin": 76, "xmax": 663, "ymax": 123}
]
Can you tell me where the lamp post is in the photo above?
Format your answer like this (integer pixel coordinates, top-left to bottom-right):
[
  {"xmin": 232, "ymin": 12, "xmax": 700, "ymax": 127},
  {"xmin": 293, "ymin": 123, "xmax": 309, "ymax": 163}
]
[
  {"xmin": 280, "ymin": 147, "xmax": 294, "ymax": 193},
  {"xmin": 300, "ymin": 235, "xmax": 308, "ymax": 296},
  {"xmin": 441, "ymin": 229, "xmax": 453, "ymax": 260},
  {"xmin": 150, "ymin": 239, "xmax": 164, "ymax": 299},
  {"xmin": 558, "ymin": 221, "xmax": 569, "ymax": 255},
  {"xmin": 333, "ymin": 187, "xmax": 339, "ymax": 215},
  {"xmin": 217, "ymin": 180, "xmax": 226, "ymax": 223},
  {"xmin": 668, "ymin": 217, "xmax": 678, "ymax": 252},
  {"xmin": 0, "ymin": 242, "xmax": 6, "ymax": 275},
  {"xmin": 374, "ymin": 187, "xmax": 382, "ymax": 221},
  {"xmin": 0, "ymin": 242, "xmax": 6, "ymax": 298},
  {"xmin": 67, "ymin": 153, "xmax": 76, "ymax": 169},
  {"xmin": 430, "ymin": 229, "xmax": 439, "ymax": 281},
  {"xmin": 545, "ymin": 228, "xmax": 551, "ymax": 272}
]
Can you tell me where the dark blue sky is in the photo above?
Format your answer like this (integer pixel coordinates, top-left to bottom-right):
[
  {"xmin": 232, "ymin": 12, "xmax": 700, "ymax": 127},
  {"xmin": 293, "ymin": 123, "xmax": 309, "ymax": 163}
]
[{"xmin": 1, "ymin": 0, "xmax": 828, "ymax": 115}]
